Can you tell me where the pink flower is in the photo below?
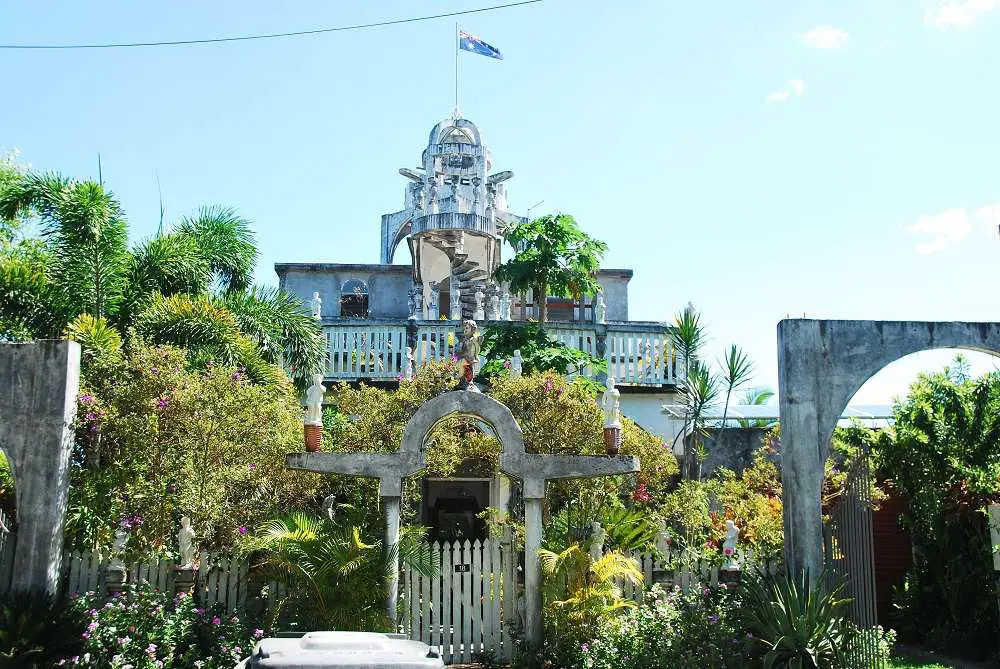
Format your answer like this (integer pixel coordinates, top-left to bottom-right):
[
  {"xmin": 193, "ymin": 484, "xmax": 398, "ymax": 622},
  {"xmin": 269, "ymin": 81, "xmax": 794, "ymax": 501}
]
[
  {"xmin": 212, "ymin": 616, "xmax": 221, "ymax": 625},
  {"xmin": 238, "ymin": 526, "xmax": 248, "ymax": 535},
  {"xmin": 253, "ymin": 629, "xmax": 264, "ymax": 639},
  {"xmin": 724, "ymin": 547, "xmax": 734, "ymax": 556}
]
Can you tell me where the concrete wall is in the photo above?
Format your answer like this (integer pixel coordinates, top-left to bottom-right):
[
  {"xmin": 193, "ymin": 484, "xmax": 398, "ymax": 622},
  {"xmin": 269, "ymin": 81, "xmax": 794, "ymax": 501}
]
[
  {"xmin": 699, "ymin": 427, "xmax": 770, "ymax": 475},
  {"xmin": 619, "ymin": 391, "xmax": 678, "ymax": 443},
  {"xmin": 0, "ymin": 340, "xmax": 80, "ymax": 594},
  {"xmin": 276, "ymin": 263, "xmax": 413, "ymax": 319},
  {"xmin": 595, "ymin": 270, "xmax": 632, "ymax": 321}
]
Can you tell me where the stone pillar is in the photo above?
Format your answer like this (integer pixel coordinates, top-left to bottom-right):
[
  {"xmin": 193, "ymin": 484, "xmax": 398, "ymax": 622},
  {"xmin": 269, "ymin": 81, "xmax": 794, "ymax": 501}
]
[
  {"xmin": 384, "ymin": 494, "xmax": 402, "ymax": 623},
  {"xmin": 428, "ymin": 282, "xmax": 440, "ymax": 320},
  {"xmin": 523, "ymin": 493, "xmax": 544, "ymax": 652},
  {"xmin": 173, "ymin": 566, "xmax": 197, "ymax": 595},
  {"xmin": 0, "ymin": 341, "xmax": 81, "ymax": 596},
  {"xmin": 105, "ymin": 564, "xmax": 127, "ymax": 597}
]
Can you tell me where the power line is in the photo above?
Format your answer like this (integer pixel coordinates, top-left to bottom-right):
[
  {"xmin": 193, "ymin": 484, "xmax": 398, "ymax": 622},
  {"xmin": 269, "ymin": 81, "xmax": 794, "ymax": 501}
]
[{"xmin": 0, "ymin": 0, "xmax": 542, "ymax": 50}]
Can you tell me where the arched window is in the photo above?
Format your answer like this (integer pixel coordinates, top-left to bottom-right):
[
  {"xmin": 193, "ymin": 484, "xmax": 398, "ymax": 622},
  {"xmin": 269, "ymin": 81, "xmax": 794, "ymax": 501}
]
[{"xmin": 340, "ymin": 279, "xmax": 370, "ymax": 318}]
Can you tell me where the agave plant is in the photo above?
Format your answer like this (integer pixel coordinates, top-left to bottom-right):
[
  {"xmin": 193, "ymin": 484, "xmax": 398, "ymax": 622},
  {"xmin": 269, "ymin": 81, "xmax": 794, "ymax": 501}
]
[
  {"xmin": 742, "ymin": 569, "xmax": 857, "ymax": 669},
  {"xmin": 0, "ymin": 589, "xmax": 85, "ymax": 668}
]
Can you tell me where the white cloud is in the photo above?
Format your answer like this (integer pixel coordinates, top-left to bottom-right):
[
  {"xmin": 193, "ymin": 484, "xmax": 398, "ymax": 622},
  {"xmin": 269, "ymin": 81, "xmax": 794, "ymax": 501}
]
[
  {"xmin": 799, "ymin": 26, "xmax": 850, "ymax": 48},
  {"xmin": 766, "ymin": 79, "xmax": 805, "ymax": 103},
  {"xmin": 926, "ymin": 0, "xmax": 998, "ymax": 28},
  {"xmin": 906, "ymin": 205, "xmax": 1000, "ymax": 253}
]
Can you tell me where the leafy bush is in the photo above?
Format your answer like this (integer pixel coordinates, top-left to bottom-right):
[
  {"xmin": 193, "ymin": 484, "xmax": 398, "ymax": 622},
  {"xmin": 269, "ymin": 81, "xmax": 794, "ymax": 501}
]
[
  {"xmin": 578, "ymin": 584, "xmax": 754, "ymax": 669},
  {"xmin": 66, "ymin": 341, "xmax": 322, "ymax": 555},
  {"xmin": 742, "ymin": 570, "xmax": 856, "ymax": 669},
  {"xmin": 0, "ymin": 589, "xmax": 86, "ymax": 668},
  {"xmin": 67, "ymin": 584, "xmax": 262, "ymax": 669}
]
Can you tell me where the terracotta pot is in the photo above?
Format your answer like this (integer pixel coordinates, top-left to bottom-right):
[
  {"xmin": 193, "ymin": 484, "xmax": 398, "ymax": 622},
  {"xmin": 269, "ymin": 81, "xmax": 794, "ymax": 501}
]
[
  {"xmin": 603, "ymin": 427, "xmax": 621, "ymax": 456},
  {"xmin": 304, "ymin": 424, "xmax": 322, "ymax": 452}
]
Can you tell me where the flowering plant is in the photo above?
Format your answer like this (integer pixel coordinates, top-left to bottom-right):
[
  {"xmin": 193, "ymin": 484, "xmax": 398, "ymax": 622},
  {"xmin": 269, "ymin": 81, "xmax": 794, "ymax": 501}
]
[{"xmin": 67, "ymin": 584, "xmax": 264, "ymax": 669}]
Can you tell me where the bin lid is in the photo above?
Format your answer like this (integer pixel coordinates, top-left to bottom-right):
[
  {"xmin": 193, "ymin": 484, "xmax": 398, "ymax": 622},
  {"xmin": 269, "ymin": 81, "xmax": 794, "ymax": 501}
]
[{"xmin": 245, "ymin": 631, "xmax": 445, "ymax": 669}]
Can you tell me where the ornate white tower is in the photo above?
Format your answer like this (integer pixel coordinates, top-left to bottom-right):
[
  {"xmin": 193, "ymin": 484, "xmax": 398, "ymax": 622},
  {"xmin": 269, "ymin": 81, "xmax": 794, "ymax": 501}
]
[{"xmin": 380, "ymin": 114, "xmax": 524, "ymax": 319}]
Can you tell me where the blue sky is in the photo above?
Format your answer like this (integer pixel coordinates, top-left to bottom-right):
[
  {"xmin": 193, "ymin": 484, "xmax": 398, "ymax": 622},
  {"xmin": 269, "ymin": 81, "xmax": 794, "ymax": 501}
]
[{"xmin": 2, "ymin": 0, "xmax": 998, "ymax": 403}]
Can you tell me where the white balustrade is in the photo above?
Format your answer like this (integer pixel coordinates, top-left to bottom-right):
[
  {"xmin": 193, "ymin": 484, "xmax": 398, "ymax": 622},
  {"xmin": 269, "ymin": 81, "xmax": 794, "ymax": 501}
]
[{"xmin": 325, "ymin": 324, "xmax": 408, "ymax": 379}]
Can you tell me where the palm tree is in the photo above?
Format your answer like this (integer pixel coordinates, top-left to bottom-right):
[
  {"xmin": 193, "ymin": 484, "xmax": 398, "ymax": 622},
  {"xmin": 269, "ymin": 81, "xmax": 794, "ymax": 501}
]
[
  {"xmin": 539, "ymin": 544, "xmax": 642, "ymax": 625},
  {"xmin": 737, "ymin": 387, "xmax": 776, "ymax": 428},
  {"xmin": 257, "ymin": 511, "xmax": 438, "ymax": 631},
  {"xmin": 494, "ymin": 214, "xmax": 607, "ymax": 322},
  {"xmin": 0, "ymin": 171, "xmax": 323, "ymax": 387}
]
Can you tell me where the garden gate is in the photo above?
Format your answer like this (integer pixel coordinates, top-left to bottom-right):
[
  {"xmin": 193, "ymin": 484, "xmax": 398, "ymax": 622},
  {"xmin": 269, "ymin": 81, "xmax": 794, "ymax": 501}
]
[
  {"xmin": 825, "ymin": 451, "xmax": 883, "ymax": 669},
  {"xmin": 401, "ymin": 537, "xmax": 518, "ymax": 665}
]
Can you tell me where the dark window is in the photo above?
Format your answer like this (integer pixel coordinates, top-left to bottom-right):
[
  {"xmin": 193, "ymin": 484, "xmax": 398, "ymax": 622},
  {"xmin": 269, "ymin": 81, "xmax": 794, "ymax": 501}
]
[{"xmin": 340, "ymin": 279, "xmax": 370, "ymax": 318}]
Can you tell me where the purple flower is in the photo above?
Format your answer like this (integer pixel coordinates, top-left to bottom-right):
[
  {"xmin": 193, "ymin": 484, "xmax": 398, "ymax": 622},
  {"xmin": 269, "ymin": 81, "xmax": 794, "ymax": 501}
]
[
  {"xmin": 85, "ymin": 412, "xmax": 98, "ymax": 421},
  {"xmin": 79, "ymin": 394, "xmax": 94, "ymax": 405},
  {"xmin": 238, "ymin": 526, "xmax": 248, "ymax": 535},
  {"xmin": 544, "ymin": 378, "xmax": 554, "ymax": 393},
  {"xmin": 248, "ymin": 463, "xmax": 256, "ymax": 472},
  {"xmin": 195, "ymin": 608, "xmax": 204, "ymax": 616},
  {"xmin": 503, "ymin": 360, "xmax": 511, "ymax": 369},
  {"xmin": 82, "ymin": 632, "xmax": 90, "ymax": 640},
  {"xmin": 253, "ymin": 628, "xmax": 264, "ymax": 638},
  {"xmin": 156, "ymin": 396, "xmax": 169, "ymax": 409},
  {"xmin": 581, "ymin": 643, "xmax": 589, "ymax": 652},
  {"xmin": 232, "ymin": 369, "xmax": 245, "ymax": 381},
  {"xmin": 145, "ymin": 643, "xmax": 157, "ymax": 655},
  {"xmin": 708, "ymin": 614, "xmax": 719, "ymax": 624},
  {"xmin": 212, "ymin": 616, "xmax": 221, "ymax": 625}
]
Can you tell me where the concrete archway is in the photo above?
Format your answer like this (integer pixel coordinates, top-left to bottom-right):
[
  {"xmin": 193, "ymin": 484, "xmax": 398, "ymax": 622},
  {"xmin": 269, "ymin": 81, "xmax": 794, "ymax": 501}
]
[
  {"xmin": 777, "ymin": 319, "xmax": 1000, "ymax": 576},
  {"xmin": 0, "ymin": 340, "xmax": 81, "ymax": 594},
  {"xmin": 401, "ymin": 391, "xmax": 525, "ymax": 461}
]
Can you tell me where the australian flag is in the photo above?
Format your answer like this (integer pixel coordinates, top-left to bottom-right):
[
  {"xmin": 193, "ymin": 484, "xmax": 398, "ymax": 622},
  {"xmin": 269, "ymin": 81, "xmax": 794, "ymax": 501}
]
[{"xmin": 459, "ymin": 30, "xmax": 503, "ymax": 60}]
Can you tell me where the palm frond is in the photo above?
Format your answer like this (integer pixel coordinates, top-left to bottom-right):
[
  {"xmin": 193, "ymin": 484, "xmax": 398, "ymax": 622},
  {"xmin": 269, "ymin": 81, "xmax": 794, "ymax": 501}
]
[
  {"xmin": 177, "ymin": 206, "xmax": 257, "ymax": 293},
  {"xmin": 118, "ymin": 233, "xmax": 212, "ymax": 328},
  {"xmin": 64, "ymin": 314, "xmax": 123, "ymax": 363}
]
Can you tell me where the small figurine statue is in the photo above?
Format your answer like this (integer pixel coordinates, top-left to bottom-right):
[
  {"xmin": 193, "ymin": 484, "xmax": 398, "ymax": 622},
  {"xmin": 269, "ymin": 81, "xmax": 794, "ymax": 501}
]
[
  {"xmin": 110, "ymin": 526, "xmax": 129, "ymax": 569},
  {"xmin": 178, "ymin": 516, "xmax": 197, "ymax": 568},
  {"xmin": 588, "ymin": 521, "xmax": 607, "ymax": 562},
  {"xmin": 428, "ymin": 282, "xmax": 440, "ymax": 320},
  {"xmin": 310, "ymin": 291, "xmax": 322, "ymax": 319},
  {"xmin": 510, "ymin": 349, "xmax": 523, "ymax": 378},
  {"xmin": 499, "ymin": 290, "xmax": 511, "ymax": 321},
  {"xmin": 450, "ymin": 285, "xmax": 462, "ymax": 321},
  {"xmin": 404, "ymin": 346, "xmax": 415, "ymax": 381},
  {"xmin": 487, "ymin": 289, "xmax": 500, "ymax": 321},
  {"xmin": 407, "ymin": 287, "xmax": 421, "ymax": 320},
  {"xmin": 655, "ymin": 522, "xmax": 672, "ymax": 557},
  {"xmin": 602, "ymin": 377, "xmax": 621, "ymax": 428},
  {"xmin": 455, "ymin": 231, "xmax": 466, "ymax": 256},
  {"xmin": 722, "ymin": 520, "xmax": 740, "ymax": 569},
  {"xmin": 473, "ymin": 288, "xmax": 485, "ymax": 321},
  {"xmin": 594, "ymin": 293, "xmax": 607, "ymax": 324},
  {"xmin": 457, "ymin": 319, "xmax": 483, "ymax": 386},
  {"xmin": 305, "ymin": 373, "xmax": 326, "ymax": 425}
]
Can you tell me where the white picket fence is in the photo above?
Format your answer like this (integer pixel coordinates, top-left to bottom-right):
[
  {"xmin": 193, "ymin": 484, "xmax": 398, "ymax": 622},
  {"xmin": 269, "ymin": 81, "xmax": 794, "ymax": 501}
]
[
  {"xmin": 619, "ymin": 549, "xmax": 780, "ymax": 602},
  {"xmin": 401, "ymin": 538, "xmax": 519, "ymax": 665}
]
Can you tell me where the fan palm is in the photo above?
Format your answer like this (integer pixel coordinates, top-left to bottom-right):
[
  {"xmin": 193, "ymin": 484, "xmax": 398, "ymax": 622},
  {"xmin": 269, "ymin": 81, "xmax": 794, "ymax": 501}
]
[
  {"xmin": 258, "ymin": 511, "xmax": 438, "ymax": 631},
  {"xmin": 0, "ymin": 170, "xmax": 324, "ymax": 386}
]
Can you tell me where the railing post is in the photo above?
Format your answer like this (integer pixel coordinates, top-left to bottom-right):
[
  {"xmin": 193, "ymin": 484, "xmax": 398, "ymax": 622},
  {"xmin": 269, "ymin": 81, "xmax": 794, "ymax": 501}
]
[{"xmin": 406, "ymin": 318, "xmax": 418, "ymax": 353}]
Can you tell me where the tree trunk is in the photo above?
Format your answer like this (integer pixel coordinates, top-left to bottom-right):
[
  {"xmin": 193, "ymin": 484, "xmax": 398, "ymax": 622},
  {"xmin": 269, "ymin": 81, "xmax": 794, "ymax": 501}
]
[{"xmin": 537, "ymin": 283, "xmax": 548, "ymax": 322}]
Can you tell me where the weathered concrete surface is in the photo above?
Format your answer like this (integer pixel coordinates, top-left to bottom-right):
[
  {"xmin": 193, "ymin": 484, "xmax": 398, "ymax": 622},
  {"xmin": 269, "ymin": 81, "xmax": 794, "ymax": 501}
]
[
  {"xmin": 700, "ymin": 428, "xmax": 770, "ymax": 475},
  {"xmin": 778, "ymin": 319, "xmax": 1000, "ymax": 577},
  {"xmin": 0, "ymin": 340, "xmax": 80, "ymax": 594}
]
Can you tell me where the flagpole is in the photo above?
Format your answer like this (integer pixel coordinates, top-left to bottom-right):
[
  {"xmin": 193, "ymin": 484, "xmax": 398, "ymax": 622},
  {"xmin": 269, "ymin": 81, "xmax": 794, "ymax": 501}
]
[{"xmin": 454, "ymin": 22, "xmax": 459, "ymax": 114}]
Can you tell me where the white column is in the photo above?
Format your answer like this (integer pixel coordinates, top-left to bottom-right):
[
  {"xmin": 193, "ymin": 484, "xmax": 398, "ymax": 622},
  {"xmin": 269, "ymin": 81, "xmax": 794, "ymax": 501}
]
[
  {"xmin": 384, "ymin": 495, "xmax": 402, "ymax": 624},
  {"xmin": 523, "ymin": 495, "xmax": 544, "ymax": 651}
]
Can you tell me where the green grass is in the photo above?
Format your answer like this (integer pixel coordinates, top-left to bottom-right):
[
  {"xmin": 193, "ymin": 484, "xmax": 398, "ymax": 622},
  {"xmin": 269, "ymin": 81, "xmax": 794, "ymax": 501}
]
[{"xmin": 889, "ymin": 659, "xmax": 955, "ymax": 669}]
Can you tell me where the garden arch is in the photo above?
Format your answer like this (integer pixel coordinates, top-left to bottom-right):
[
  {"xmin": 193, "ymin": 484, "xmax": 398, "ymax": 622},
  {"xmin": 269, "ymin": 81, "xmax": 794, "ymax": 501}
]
[
  {"xmin": 777, "ymin": 319, "xmax": 1000, "ymax": 577},
  {"xmin": 0, "ymin": 340, "xmax": 81, "ymax": 594}
]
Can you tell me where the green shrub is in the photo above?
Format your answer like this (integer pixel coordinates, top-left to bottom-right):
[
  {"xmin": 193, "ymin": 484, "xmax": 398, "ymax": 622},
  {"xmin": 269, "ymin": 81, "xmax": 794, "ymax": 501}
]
[
  {"xmin": 742, "ymin": 570, "xmax": 856, "ymax": 669},
  {"xmin": 578, "ymin": 584, "xmax": 753, "ymax": 669},
  {"xmin": 67, "ymin": 584, "xmax": 262, "ymax": 669},
  {"xmin": 0, "ymin": 589, "xmax": 86, "ymax": 668},
  {"xmin": 845, "ymin": 626, "xmax": 896, "ymax": 668}
]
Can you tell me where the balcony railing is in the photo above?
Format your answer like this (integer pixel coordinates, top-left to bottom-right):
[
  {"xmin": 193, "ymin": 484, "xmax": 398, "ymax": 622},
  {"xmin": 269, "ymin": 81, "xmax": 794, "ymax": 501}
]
[{"xmin": 321, "ymin": 319, "xmax": 677, "ymax": 387}]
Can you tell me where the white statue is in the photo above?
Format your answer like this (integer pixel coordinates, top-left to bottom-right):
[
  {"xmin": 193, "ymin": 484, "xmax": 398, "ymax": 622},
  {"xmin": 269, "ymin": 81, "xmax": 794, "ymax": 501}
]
[
  {"xmin": 305, "ymin": 373, "xmax": 326, "ymax": 425},
  {"xmin": 473, "ymin": 288, "xmax": 485, "ymax": 321},
  {"xmin": 428, "ymin": 281, "xmax": 440, "ymax": 320},
  {"xmin": 499, "ymin": 291, "xmax": 511, "ymax": 321},
  {"xmin": 588, "ymin": 521, "xmax": 606, "ymax": 562},
  {"xmin": 450, "ymin": 285, "xmax": 462, "ymax": 321},
  {"xmin": 110, "ymin": 527, "xmax": 129, "ymax": 569},
  {"xmin": 404, "ymin": 346, "xmax": 415, "ymax": 381},
  {"xmin": 310, "ymin": 292, "xmax": 322, "ymax": 319},
  {"xmin": 178, "ymin": 516, "xmax": 197, "ymax": 568},
  {"xmin": 722, "ymin": 520, "xmax": 740, "ymax": 569},
  {"xmin": 414, "ymin": 183, "xmax": 426, "ymax": 212},
  {"xmin": 487, "ymin": 290, "xmax": 500, "ymax": 321},
  {"xmin": 455, "ymin": 232, "xmax": 465, "ymax": 256},
  {"xmin": 655, "ymin": 523, "xmax": 672, "ymax": 557},
  {"xmin": 510, "ymin": 350, "xmax": 523, "ymax": 378},
  {"xmin": 594, "ymin": 293, "xmax": 607, "ymax": 324},
  {"xmin": 602, "ymin": 377, "xmax": 621, "ymax": 428},
  {"xmin": 407, "ymin": 287, "xmax": 420, "ymax": 320}
]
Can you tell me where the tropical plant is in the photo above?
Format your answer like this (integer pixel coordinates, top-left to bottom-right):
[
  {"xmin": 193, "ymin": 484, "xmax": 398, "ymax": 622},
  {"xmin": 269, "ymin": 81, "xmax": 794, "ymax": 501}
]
[
  {"xmin": 737, "ymin": 387, "xmax": 777, "ymax": 428},
  {"xmin": 717, "ymin": 344, "xmax": 753, "ymax": 428},
  {"xmin": 0, "ymin": 589, "xmax": 86, "ymax": 668},
  {"xmin": 494, "ymin": 213, "xmax": 607, "ymax": 322},
  {"xmin": 477, "ymin": 320, "xmax": 606, "ymax": 389},
  {"xmin": 742, "ymin": 570, "xmax": 856, "ymax": 669},
  {"xmin": 254, "ymin": 509, "xmax": 438, "ymax": 632},
  {"xmin": 0, "ymin": 170, "xmax": 323, "ymax": 387}
]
